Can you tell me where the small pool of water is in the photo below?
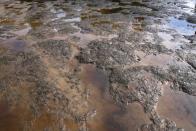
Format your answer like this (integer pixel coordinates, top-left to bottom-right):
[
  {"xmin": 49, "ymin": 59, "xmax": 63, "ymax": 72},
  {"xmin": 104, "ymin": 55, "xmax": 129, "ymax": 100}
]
[
  {"xmin": 168, "ymin": 17, "xmax": 196, "ymax": 36},
  {"xmin": 157, "ymin": 87, "xmax": 196, "ymax": 131}
]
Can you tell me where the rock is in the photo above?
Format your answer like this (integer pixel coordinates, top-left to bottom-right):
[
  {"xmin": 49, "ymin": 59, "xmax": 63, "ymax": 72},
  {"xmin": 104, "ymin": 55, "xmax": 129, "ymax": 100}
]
[
  {"xmin": 187, "ymin": 15, "xmax": 196, "ymax": 24},
  {"xmin": 36, "ymin": 40, "xmax": 71, "ymax": 60},
  {"xmin": 77, "ymin": 40, "xmax": 137, "ymax": 68}
]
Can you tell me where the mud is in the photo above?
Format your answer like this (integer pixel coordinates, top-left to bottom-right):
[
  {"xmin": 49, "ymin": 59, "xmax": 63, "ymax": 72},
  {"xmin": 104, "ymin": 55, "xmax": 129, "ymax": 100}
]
[{"xmin": 0, "ymin": 0, "xmax": 196, "ymax": 131}]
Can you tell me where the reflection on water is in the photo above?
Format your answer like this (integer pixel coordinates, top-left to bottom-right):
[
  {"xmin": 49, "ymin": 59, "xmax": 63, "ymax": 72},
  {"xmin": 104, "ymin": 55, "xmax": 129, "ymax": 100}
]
[
  {"xmin": 0, "ymin": 101, "xmax": 29, "ymax": 131},
  {"xmin": 168, "ymin": 17, "xmax": 196, "ymax": 36},
  {"xmin": 157, "ymin": 32, "xmax": 190, "ymax": 50},
  {"xmin": 0, "ymin": 0, "xmax": 196, "ymax": 130},
  {"xmin": 70, "ymin": 32, "xmax": 118, "ymax": 47},
  {"xmin": 81, "ymin": 65, "xmax": 150, "ymax": 131},
  {"xmin": 157, "ymin": 87, "xmax": 196, "ymax": 131},
  {"xmin": 51, "ymin": 8, "xmax": 66, "ymax": 21},
  {"xmin": 185, "ymin": 0, "xmax": 195, "ymax": 9},
  {"xmin": 1, "ymin": 39, "xmax": 28, "ymax": 52},
  {"xmin": 184, "ymin": 0, "xmax": 195, "ymax": 14},
  {"xmin": 69, "ymin": 23, "xmax": 118, "ymax": 47},
  {"xmin": 0, "ymin": 100, "xmax": 79, "ymax": 131},
  {"xmin": 12, "ymin": 26, "xmax": 32, "ymax": 36},
  {"xmin": 135, "ymin": 53, "xmax": 173, "ymax": 67},
  {"xmin": 126, "ymin": 51, "xmax": 174, "ymax": 69}
]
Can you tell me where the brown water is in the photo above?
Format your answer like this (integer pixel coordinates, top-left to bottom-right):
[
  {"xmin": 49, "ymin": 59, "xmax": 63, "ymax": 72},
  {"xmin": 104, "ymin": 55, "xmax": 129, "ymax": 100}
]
[
  {"xmin": 0, "ymin": 0, "xmax": 196, "ymax": 131},
  {"xmin": 0, "ymin": 104, "xmax": 79, "ymax": 131},
  {"xmin": 157, "ymin": 87, "xmax": 196, "ymax": 131},
  {"xmin": 80, "ymin": 65, "xmax": 150, "ymax": 131}
]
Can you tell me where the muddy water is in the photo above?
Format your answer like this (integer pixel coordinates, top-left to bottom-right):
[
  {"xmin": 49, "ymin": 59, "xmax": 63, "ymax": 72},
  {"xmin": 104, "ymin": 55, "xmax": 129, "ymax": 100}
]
[
  {"xmin": 0, "ymin": 101, "xmax": 30, "ymax": 131},
  {"xmin": 0, "ymin": 84, "xmax": 68, "ymax": 131},
  {"xmin": 1, "ymin": 39, "xmax": 29, "ymax": 52},
  {"xmin": 80, "ymin": 65, "xmax": 150, "ymax": 131},
  {"xmin": 0, "ymin": 0, "xmax": 196, "ymax": 131},
  {"xmin": 157, "ymin": 87, "xmax": 196, "ymax": 131},
  {"xmin": 133, "ymin": 52, "xmax": 173, "ymax": 67},
  {"xmin": 0, "ymin": 103, "xmax": 78, "ymax": 131}
]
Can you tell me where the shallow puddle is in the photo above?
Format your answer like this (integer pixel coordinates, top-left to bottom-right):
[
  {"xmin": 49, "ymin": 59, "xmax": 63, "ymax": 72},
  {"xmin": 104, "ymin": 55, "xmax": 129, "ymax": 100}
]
[
  {"xmin": 51, "ymin": 8, "xmax": 67, "ymax": 20},
  {"xmin": 12, "ymin": 26, "xmax": 32, "ymax": 36},
  {"xmin": 168, "ymin": 17, "xmax": 196, "ymax": 36},
  {"xmin": 80, "ymin": 64, "xmax": 150, "ymax": 131},
  {"xmin": 70, "ymin": 32, "xmax": 117, "ymax": 47},
  {"xmin": 132, "ymin": 52, "xmax": 173, "ymax": 68},
  {"xmin": 0, "ymin": 0, "xmax": 196, "ymax": 130},
  {"xmin": 69, "ymin": 23, "xmax": 118, "ymax": 47},
  {"xmin": 1, "ymin": 39, "xmax": 29, "ymax": 52},
  {"xmin": 157, "ymin": 87, "xmax": 196, "ymax": 131},
  {"xmin": 0, "ymin": 100, "xmax": 79, "ymax": 131},
  {"xmin": 0, "ymin": 101, "xmax": 31, "ymax": 131},
  {"xmin": 158, "ymin": 32, "xmax": 183, "ymax": 50}
]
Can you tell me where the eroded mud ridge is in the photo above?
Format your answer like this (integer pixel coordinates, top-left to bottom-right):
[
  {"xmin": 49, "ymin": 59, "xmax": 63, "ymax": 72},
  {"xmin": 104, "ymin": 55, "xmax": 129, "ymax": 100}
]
[{"xmin": 0, "ymin": 0, "xmax": 196, "ymax": 131}]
